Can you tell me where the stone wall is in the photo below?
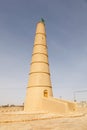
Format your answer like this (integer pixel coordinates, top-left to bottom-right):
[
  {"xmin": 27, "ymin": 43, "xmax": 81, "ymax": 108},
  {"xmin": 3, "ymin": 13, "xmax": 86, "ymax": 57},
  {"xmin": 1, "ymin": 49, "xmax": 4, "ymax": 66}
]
[{"xmin": 0, "ymin": 106, "xmax": 24, "ymax": 112}]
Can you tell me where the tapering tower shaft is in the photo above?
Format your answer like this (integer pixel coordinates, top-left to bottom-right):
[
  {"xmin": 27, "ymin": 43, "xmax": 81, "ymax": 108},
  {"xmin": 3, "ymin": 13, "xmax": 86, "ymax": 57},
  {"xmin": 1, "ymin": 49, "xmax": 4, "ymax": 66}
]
[{"xmin": 24, "ymin": 20, "xmax": 53, "ymax": 111}]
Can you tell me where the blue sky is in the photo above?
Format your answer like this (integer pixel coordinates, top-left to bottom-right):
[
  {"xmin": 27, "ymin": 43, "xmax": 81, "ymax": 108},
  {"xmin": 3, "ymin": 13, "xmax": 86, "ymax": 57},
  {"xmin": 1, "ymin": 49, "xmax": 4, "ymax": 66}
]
[{"xmin": 0, "ymin": 0, "xmax": 87, "ymax": 105}]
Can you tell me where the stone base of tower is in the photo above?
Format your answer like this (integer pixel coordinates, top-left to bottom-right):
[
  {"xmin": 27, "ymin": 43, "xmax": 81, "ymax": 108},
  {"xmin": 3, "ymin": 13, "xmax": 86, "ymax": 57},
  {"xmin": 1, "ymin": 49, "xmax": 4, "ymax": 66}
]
[
  {"xmin": 42, "ymin": 97, "xmax": 77, "ymax": 114},
  {"xmin": 24, "ymin": 97, "xmax": 77, "ymax": 114}
]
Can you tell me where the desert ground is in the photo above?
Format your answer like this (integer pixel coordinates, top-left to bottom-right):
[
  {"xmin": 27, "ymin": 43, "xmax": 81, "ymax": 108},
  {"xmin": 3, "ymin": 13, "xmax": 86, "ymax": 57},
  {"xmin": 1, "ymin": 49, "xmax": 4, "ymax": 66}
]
[{"xmin": 0, "ymin": 104, "xmax": 87, "ymax": 130}]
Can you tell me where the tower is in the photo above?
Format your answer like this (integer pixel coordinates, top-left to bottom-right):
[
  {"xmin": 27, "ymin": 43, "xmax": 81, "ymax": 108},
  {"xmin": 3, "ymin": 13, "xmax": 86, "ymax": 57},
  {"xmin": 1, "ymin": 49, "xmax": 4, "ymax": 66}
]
[
  {"xmin": 24, "ymin": 19, "xmax": 76, "ymax": 113},
  {"xmin": 24, "ymin": 20, "xmax": 53, "ymax": 111}
]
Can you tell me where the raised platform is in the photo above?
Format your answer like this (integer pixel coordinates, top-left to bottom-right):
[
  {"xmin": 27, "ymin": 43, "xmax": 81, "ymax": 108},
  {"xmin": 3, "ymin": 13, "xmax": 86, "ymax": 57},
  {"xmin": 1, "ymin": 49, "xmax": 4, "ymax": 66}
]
[{"xmin": 0, "ymin": 106, "xmax": 87, "ymax": 130}]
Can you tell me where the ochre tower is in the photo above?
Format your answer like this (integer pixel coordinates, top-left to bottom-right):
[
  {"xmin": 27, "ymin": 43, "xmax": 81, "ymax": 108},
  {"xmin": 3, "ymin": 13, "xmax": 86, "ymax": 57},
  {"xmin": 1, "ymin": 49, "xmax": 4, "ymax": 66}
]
[
  {"xmin": 24, "ymin": 20, "xmax": 76, "ymax": 113},
  {"xmin": 24, "ymin": 20, "xmax": 53, "ymax": 111}
]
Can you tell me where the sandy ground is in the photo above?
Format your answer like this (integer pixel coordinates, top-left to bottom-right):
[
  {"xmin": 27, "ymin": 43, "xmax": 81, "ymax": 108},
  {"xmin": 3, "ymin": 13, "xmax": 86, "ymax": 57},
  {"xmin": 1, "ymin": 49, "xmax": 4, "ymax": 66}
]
[{"xmin": 0, "ymin": 106, "xmax": 87, "ymax": 130}]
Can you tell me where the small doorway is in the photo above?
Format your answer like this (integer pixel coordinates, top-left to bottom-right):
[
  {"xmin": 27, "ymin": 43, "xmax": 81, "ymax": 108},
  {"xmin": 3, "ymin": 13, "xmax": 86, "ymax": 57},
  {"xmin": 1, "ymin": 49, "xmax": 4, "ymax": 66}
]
[{"xmin": 44, "ymin": 90, "xmax": 48, "ymax": 97}]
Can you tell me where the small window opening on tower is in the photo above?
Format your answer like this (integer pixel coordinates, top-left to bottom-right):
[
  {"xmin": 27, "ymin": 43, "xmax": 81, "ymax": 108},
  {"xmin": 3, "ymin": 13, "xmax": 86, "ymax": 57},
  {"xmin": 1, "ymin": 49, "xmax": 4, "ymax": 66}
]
[{"xmin": 44, "ymin": 90, "xmax": 48, "ymax": 97}]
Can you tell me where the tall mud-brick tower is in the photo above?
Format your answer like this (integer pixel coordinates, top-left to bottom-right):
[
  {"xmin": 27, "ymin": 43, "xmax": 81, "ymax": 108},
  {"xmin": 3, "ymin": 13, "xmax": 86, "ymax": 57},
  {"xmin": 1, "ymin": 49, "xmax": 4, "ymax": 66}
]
[
  {"xmin": 24, "ymin": 19, "xmax": 53, "ymax": 112},
  {"xmin": 24, "ymin": 19, "xmax": 76, "ymax": 113}
]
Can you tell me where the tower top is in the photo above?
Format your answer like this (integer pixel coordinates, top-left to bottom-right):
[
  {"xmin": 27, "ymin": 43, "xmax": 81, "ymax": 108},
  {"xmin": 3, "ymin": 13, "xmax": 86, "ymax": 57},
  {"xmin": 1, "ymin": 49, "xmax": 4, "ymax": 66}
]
[
  {"xmin": 41, "ymin": 18, "xmax": 45, "ymax": 24},
  {"xmin": 36, "ymin": 19, "xmax": 46, "ymax": 34}
]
